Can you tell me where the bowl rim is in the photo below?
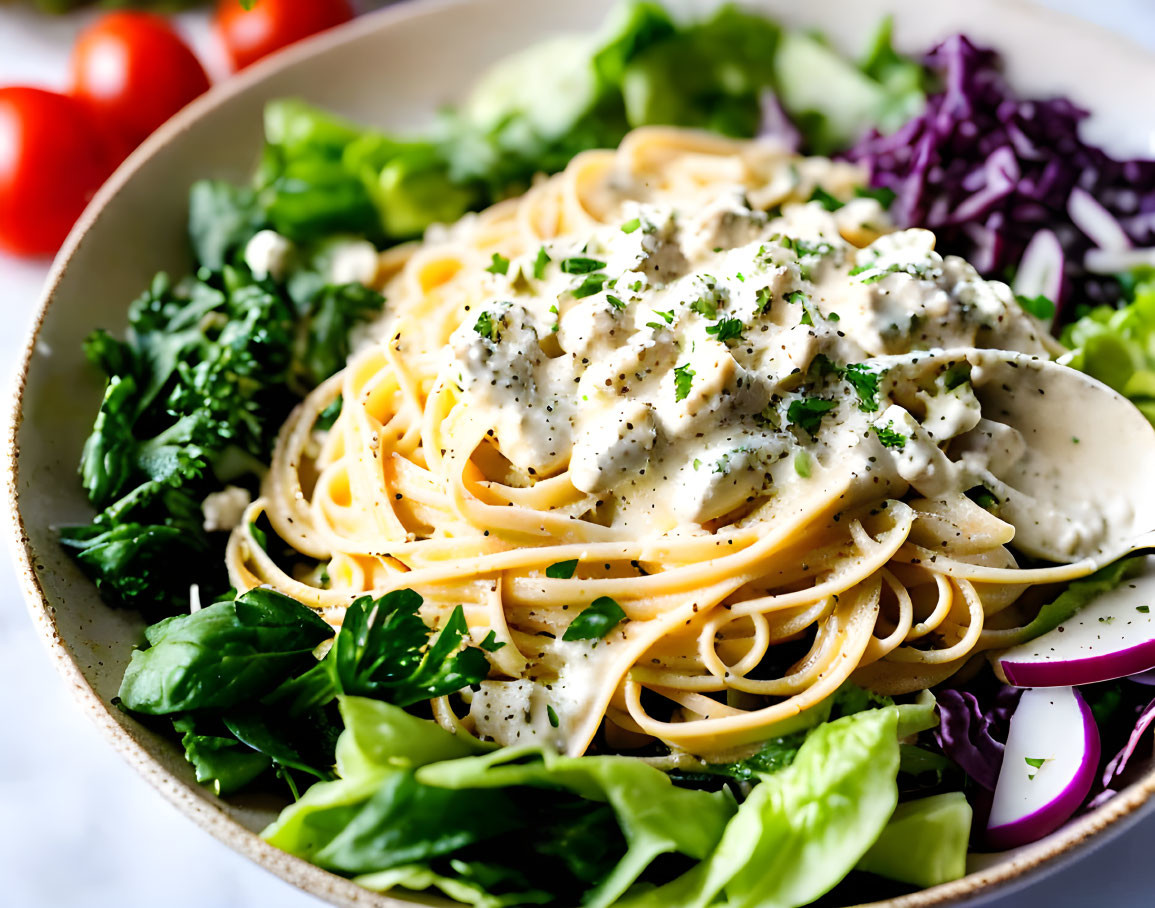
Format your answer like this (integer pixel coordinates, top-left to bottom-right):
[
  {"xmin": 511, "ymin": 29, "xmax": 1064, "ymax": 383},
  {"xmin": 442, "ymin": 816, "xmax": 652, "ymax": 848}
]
[{"xmin": 7, "ymin": 1, "xmax": 1155, "ymax": 906}]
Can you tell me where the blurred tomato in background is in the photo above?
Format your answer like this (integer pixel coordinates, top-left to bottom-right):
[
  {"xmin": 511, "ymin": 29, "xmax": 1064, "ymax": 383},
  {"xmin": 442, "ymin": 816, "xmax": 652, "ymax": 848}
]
[
  {"xmin": 71, "ymin": 12, "xmax": 211, "ymax": 149},
  {"xmin": 0, "ymin": 1, "xmax": 367, "ymax": 259},
  {"xmin": 0, "ymin": 87, "xmax": 117, "ymax": 256},
  {"xmin": 214, "ymin": 0, "xmax": 355, "ymax": 71}
]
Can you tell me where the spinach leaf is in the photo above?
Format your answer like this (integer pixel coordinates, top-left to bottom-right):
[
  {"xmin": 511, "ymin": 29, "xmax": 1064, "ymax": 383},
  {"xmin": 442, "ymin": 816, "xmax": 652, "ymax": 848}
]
[
  {"xmin": 117, "ymin": 588, "xmax": 334, "ymax": 714},
  {"xmin": 188, "ymin": 180, "xmax": 266, "ymax": 272},
  {"xmin": 293, "ymin": 282, "xmax": 385, "ymax": 388},
  {"xmin": 173, "ymin": 715, "xmax": 273, "ymax": 797},
  {"xmin": 331, "ymin": 592, "xmax": 491, "ymax": 708}
]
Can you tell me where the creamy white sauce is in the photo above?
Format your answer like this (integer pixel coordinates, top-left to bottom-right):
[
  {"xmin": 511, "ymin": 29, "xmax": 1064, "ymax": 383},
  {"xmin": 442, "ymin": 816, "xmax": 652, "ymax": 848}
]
[{"xmin": 442, "ymin": 186, "xmax": 1054, "ymax": 532}]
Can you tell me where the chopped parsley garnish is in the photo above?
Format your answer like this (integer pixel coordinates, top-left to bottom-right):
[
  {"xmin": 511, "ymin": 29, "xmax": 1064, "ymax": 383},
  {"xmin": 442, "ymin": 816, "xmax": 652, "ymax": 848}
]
[
  {"xmin": 486, "ymin": 253, "xmax": 510, "ymax": 275},
  {"xmin": 794, "ymin": 451, "xmax": 812, "ymax": 478},
  {"xmin": 966, "ymin": 486, "xmax": 1000, "ymax": 511},
  {"xmin": 940, "ymin": 362, "xmax": 972, "ymax": 391},
  {"xmin": 546, "ymin": 559, "xmax": 578, "ymax": 579},
  {"xmin": 854, "ymin": 185, "xmax": 897, "ymax": 208},
  {"xmin": 473, "ymin": 310, "xmax": 499, "ymax": 341},
  {"xmin": 848, "ymin": 263, "xmax": 872, "ymax": 276},
  {"xmin": 784, "ymin": 290, "xmax": 807, "ymax": 306},
  {"xmin": 808, "ymin": 186, "xmax": 844, "ymax": 212},
  {"xmin": 549, "ymin": 303, "xmax": 560, "ymax": 333},
  {"xmin": 756, "ymin": 287, "xmax": 774, "ymax": 312},
  {"xmin": 479, "ymin": 630, "xmax": 506, "ymax": 652},
  {"xmin": 706, "ymin": 317, "xmax": 744, "ymax": 343},
  {"xmin": 806, "ymin": 353, "xmax": 842, "ymax": 382},
  {"xmin": 674, "ymin": 363, "xmax": 695, "ymax": 402},
  {"xmin": 793, "ymin": 239, "xmax": 834, "ymax": 258},
  {"xmin": 621, "ymin": 217, "xmax": 641, "ymax": 234},
  {"xmin": 800, "ymin": 308, "xmax": 814, "ymax": 327},
  {"xmin": 690, "ymin": 296, "xmax": 719, "ymax": 319},
  {"xmin": 652, "ymin": 309, "xmax": 674, "ymax": 324},
  {"xmin": 561, "ymin": 256, "xmax": 607, "ymax": 275},
  {"xmin": 787, "ymin": 397, "xmax": 837, "ymax": 438},
  {"xmin": 1024, "ymin": 756, "xmax": 1046, "ymax": 780},
  {"xmin": 572, "ymin": 273, "xmax": 608, "ymax": 298},
  {"xmin": 1139, "ymin": 606, "xmax": 1151, "ymax": 614},
  {"xmin": 1015, "ymin": 293, "xmax": 1056, "ymax": 320},
  {"xmin": 606, "ymin": 294, "xmax": 626, "ymax": 310},
  {"xmin": 844, "ymin": 363, "xmax": 881, "ymax": 411},
  {"xmin": 533, "ymin": 246, "xmax": 550, "ymax": 280},
  {"xmin": 546, "ymin": 705, "xmax": 560, "ymax": 728},
  {"xmin": 827, "ymin": 311, "xmax": 840, "ymax": 322},
  {"xmin": 562, "ymin": 596, "xmax": 627, "ymax": 641},
  {"xmin": 692, "ymin": 458, "xmax": 702, "ymax": 470},
  {"xmin": 874, "ymin": 422, "xmax": 907, "ymax": 449}
]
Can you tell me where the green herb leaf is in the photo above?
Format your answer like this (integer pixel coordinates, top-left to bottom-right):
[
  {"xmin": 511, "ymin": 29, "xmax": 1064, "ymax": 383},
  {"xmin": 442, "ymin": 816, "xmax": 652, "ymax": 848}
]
[
  {"xmin": 854, "ymin": 185, "xmax": 897, "ymax": 208},
  {"xmin": 793, "ymin": 451, "xmax": 812, "ymax": 478},
  {"xmin": 533, "ymin": 246, "xmax": 551, "ymax": 280},
  {"xmin": 674, "ymin": 363, "xmax": 695, "ymax": 402},
  {"xmin": 621, "ymin": 217, "xmax": 641, "ymax": 234},
  {"xmin": 473, "ymin": 310, "xmax": 499, "ymax": 341},
  {"xmin": 786, "ymin": 397, "xmax": 837, "ymax": 438},
  {"xmin": 561, "ymin": 257, "xmax": 608, "ymax": 274},
  {"xmin": 844, "ymin": 363, "xmax": 882, "ymax": 411},
  {"xmin": 607, "ymin": 294, "xmax": 626, "ymax": 310},
  {"xmin": 874, "ymin": 422, "xmax": 907, "ymax": 449},
  {"xmin": 547, "ymin": 705, "xmax": 560, "ymax": 728},
  {"xmin": 562, "ymin": 596, "xmax": 627, "ymax": 641},
  {"xmin": 1016, "ymin": 293, "xmax": 1056, "ymax": 321},
  {"xmin": 546, "ymin": 559, "xmax": 578, "ymax": 580},
  {"xmin": 808, "ymin": 186, "xmax": 844, "ymax": 212},
  {"xmin": 690, "ymin": 296, "xmax": 719, "ymax": 320},
  {"xmin": 705, "ymin": 317, "xmax": 744, "ymax": 343},
  {"xmin": 572, "ymin": 273, "xmax": 608, "ymax": 298},
  {"xmin": 486, "ymin": 253, "xmax": 510, "ymax": 275}
]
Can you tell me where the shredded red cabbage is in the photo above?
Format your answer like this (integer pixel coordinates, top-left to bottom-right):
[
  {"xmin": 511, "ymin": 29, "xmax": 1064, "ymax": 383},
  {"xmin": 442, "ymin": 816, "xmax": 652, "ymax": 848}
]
[
  {"xmin": 934, "ymin": 686, "xmax": 1022, "ymax": 791},
  {"xmin": 846, "ymin": 34, "xmax": 1155, "ymax": 317}
]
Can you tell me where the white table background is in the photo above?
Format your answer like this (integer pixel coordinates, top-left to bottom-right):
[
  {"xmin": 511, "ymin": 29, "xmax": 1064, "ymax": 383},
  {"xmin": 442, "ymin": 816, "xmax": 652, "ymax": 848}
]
[{"xmin": 3, "ymin": 1, "xmax": 1154, "ymax": 905}]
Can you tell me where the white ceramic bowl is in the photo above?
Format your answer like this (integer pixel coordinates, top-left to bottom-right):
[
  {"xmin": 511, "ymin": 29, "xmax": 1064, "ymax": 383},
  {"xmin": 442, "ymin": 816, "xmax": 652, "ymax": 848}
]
[{"xmin": 8, "ymin": 1, "xmax": 1155, "ymax": 906}]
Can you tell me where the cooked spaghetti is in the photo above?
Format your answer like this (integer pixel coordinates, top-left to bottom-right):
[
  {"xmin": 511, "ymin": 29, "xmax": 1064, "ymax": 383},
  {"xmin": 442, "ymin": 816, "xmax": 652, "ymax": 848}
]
[{"xmin": 224, "ymin": 127, "xmax": 1095, "ymax": 761}]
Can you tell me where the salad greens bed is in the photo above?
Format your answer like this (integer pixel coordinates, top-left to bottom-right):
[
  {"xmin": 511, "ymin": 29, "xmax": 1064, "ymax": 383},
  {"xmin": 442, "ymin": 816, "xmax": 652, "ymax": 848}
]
[{"xmin": 63, "ymin": 2, "xmax": 1155, "ymax": 906}]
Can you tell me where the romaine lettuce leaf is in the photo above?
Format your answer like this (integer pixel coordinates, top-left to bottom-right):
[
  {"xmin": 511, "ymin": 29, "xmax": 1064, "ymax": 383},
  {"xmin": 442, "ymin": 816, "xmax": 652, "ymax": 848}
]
[
  {"xmin": 619, "ymin": 707, "xmax": 901, "ymax": 908},
  {"xmin": 416, "ymin": 745, "xmax": 736, "ymax": 908},
  {"xmin": 1062, "ymin": 270, "xmax": 1155, "ymax": 425},
  {"xmin": 856, "ymin": 791, "xmax": 972, "ymax": 888},
  {"xmin": 264, "ymin": 697, "xmax": 735, "ymax": 907}
]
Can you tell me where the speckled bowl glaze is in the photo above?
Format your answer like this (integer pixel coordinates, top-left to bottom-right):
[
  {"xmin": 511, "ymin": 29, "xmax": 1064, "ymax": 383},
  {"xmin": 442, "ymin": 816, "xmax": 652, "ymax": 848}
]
[{"xmin": 8, "ymin": 1, "xmax": 1155, "ymax": 905}]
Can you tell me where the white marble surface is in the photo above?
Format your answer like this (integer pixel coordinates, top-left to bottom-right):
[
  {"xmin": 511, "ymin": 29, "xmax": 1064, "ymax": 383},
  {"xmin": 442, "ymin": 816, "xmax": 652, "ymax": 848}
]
[{"xmin": 3, "ymin": 2, "xmax": 1155, "ymax": 906}]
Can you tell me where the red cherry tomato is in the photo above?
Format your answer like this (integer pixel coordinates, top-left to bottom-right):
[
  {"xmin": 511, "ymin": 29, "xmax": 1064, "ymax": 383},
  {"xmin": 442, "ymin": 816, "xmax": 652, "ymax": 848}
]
[
  {"xmin": 214, "ymin": 0, "xmax": 355, "ymax": 72},
  {"xmin": 71, "ymin": 12, "xmax": 211, "ymax": 150},
  {"xmin": 0, "ymin": 87, "xmax": 117, "ymax": 257}
]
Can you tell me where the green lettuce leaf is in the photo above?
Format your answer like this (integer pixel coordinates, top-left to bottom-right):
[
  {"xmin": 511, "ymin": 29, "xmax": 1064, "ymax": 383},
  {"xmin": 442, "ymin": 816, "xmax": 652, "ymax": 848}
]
[
  {"xmin": 620, "ymin": 706, "xmax": 901, "ymax": 908},
  {"xmin": 416, "ymin": 745, "xmax": 736, "ymax": 908},
  {"xmin": 856, "ymin": 791, "xmax": 972, "ymax": 888},
  {"xmin": 264, "ymin": 697, "xmax": 734, "ymax": 907},
  {"xmin": 1062, "ymin": 269, "xmax": 1155, "ymax": 425},
  {"xmin": 994, "ymin": 557, "xmax": 1141, "ymax": 647}
]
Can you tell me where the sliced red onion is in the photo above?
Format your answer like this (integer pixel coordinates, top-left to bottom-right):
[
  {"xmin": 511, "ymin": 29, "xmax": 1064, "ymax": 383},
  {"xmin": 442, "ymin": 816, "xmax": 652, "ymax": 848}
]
[
  {"xmin": 1013, "ymin": 229, "xmax": 1064, "ymax": 304},
  {"xmin": 1069, "ymin": 186, "xmax": 1132, "ymax": 251},
  {"xmin": 1085, "ymin": 247, "xmax": 1155, "ymax": 274}
]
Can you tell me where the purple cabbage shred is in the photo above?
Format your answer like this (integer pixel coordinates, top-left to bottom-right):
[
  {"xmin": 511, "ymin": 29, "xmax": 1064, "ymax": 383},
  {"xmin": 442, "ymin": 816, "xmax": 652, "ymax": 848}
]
[
  {"xmin": 845, "ymin": 34, "xmax": 1155, "ymax": 317},
  {"xmin": 934, "ymin": 685, "xmax": 1022, "ymax": 791}
]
